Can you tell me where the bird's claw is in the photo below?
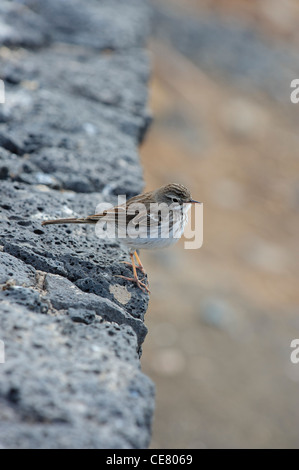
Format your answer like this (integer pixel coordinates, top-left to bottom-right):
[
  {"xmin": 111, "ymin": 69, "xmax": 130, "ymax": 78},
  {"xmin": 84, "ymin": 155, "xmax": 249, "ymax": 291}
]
[
  {"xmin": 119, "ymin": 260, "xmax": 146, "ymax": 274},
  {"xmin": 114, "ymin": 274, "xmax": 150, "ymax": 294}
]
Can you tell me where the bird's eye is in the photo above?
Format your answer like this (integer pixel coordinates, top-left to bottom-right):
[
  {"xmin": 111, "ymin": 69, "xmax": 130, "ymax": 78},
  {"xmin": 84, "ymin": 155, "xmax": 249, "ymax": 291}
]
[{"xmin": 172, "ymin": 197, "xmax": 179, "ymax": 203}]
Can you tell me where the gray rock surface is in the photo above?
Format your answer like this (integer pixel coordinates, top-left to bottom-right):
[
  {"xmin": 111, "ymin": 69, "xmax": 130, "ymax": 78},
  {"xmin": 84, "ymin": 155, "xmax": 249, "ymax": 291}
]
[{"xmin": 0, "ymin": 0, "xmax": 154, "ymax": 449}]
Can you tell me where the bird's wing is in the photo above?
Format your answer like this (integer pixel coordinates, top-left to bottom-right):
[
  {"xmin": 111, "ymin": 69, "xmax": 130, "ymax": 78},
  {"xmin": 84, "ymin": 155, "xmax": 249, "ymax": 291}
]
[{"xmin": 84, "ymin": 203, "xmax": 127, "ymax": 223}]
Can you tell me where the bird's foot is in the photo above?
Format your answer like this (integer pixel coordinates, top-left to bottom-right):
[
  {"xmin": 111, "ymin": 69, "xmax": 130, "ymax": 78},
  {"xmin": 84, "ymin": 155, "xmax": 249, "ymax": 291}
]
[
  {"xmin": 120, "ymin": 260, "xmax": 146, "ymax": 274},
  {"xmin": 114, "ymin": 275, "xmax": 150, "ymax": 294}
]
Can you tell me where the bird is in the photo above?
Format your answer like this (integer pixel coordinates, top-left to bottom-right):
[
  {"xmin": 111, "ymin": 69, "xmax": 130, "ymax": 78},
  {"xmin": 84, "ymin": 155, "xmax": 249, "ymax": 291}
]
[{"xmin": 42, "ymin": 183, "xmax": 202, "ymax": 293}]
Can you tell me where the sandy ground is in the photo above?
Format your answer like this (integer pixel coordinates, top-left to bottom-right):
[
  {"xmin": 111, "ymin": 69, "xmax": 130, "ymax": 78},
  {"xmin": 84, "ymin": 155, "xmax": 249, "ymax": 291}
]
[{"xmin": 139, "ymin": 0, "xmax": 299, "ymax": 448}]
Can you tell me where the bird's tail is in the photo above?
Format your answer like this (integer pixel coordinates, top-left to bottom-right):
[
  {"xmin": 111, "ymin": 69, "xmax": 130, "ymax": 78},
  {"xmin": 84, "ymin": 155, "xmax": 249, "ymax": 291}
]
[{"xmin": 41, "ymin": 217, "xmax": 96, "ymax": 226}]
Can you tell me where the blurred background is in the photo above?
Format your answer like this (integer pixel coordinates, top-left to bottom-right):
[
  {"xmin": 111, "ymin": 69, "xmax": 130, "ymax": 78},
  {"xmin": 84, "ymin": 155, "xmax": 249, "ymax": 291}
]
[{"xmin": 140, "ymin": 0, "xmax": 299, "ymax": 448}]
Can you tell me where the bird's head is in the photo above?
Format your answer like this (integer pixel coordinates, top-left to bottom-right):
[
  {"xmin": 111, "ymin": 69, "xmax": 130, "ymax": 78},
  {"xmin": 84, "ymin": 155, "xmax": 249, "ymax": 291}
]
[{"xmin": 155, "ymin": 183, "xmax": 201, "ymax": 206}]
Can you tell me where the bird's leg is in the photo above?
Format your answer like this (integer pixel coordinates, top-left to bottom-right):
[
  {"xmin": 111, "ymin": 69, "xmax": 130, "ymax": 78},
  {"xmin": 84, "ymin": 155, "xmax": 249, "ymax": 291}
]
[
  {"xmin": 120, "ymin": 252, "xmax": 144, "ymax": 272},
  {"xmin": 116, "ymin": 253, "xmax": 150, "ymax": 294},
  {"xmin": 133, "ymin": 250, "xmax": 146, "ymax": 274},
  {"xmin": 133, "ymin": 250, "xmax": 149, "ymax": 286},
  {"xmin": 119, "ymin": 261, "xmax": 143, "ymax": 272},
  {"xmin": 120, "ymin": 251, "xmax": 145, "ymax": 273}
]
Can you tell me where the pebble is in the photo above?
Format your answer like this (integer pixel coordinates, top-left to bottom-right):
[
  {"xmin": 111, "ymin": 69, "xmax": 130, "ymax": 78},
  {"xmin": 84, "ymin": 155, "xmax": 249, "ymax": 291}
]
[{"xmin": 199, "ymin": 296, "xmax": 238, "ymax": 331}]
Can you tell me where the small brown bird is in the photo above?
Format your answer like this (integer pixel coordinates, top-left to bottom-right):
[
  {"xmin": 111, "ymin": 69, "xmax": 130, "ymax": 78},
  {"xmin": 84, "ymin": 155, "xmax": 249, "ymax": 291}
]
[{"xmin": 42, "ymin": 183, "xmax": 201, "ymax": 293}]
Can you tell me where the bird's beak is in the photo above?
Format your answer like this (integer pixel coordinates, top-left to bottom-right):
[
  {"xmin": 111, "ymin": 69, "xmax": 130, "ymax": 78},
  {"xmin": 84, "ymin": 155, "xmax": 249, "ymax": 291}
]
[{"xmin": 189, "ymin": 199, "xmax": 202, "ymax": 204}]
